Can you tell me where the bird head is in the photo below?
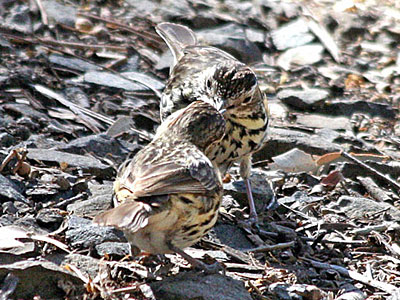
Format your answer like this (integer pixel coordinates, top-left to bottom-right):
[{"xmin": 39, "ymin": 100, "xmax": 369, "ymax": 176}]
[
  {"xmin": 159, "ymin": 101, "xmax": 226, "ymax": 151},
  {"xmin": 204, "ymin": 62, "xmax": 258, "ymax": 114}
]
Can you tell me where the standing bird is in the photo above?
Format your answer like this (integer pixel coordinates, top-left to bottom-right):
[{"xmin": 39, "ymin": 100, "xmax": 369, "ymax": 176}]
[
  {"xmin": 94, "ymin": 101, "xmax": 226, "ymax": 272},
  {"xmin": 156, "ymin": 22, "xmax": 269, "ymax": 223}
]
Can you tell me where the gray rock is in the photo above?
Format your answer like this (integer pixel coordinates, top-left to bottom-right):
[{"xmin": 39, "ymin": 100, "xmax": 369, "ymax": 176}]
[
  {"xmin": 209, "ymin": 224, "xmax": 254, "ymax": 250},
  {"xmin": 56, "ymin": 133, "xmax": 135, "ymax": 161},
  {"xmin": 0, "ymin": 174, "xmax": 28, "ymax": 204},
  {"xmin": 0, "ymin": 132, "xmax": 15, "ymax": 148},
  {"xmin": 0, "ymin": 258, "xmax": 84, "ymax": 299},
  {"xmin": 26, "ymin": 149, "xmax": 115, "ymax": 179},
  {"xmin": 3, "ymin": 103, "xmax": 48, "ymax": 121},
  {"xmin": 63, "ymin": 87, "xmax": 91, "ymax": 108},
  {"xmin": 150, "ymin": 271, "xmax": 252, "ymax": 300},
  {"xmin": 327, "ymin": 196, "xmax": 400, "ymax": 220},
  {"xmin": 4, "ymin": 3, "xmax": 32, "ymax": 34},
  {"xmin": 49, "ymin": 54, "xmax": 99, "ymax": 72},
  {"xmin": 268, "ymin": 282, "xmax": 291, "ymax": 300},
  {"xmin": 277, "ymin": 88, "xmax": 330, "ymax": 109},
  {"xmin": 82, "ymin": 71, "xmax": 163, "ymax": 92},
  {"xmin": 36, "ymin": 208, "xmax": 64, "ymax": 228},
  {"xmin": 277, "ymin": 44, "xmax": 324, "ymax": 71},
  {"xmin": 42, "ymin": 0, "xmax": 77, "ymax": 27},
  {"xmin": 197, "ymin": 24, "xmax": 262, "ymax": 64},
  {"xmin": 2, "ymin": 202, "xmax": 18, "ymax": 214},
  {"xmin": 67, "ymin": 182, "xmax": 113, "ymax": 218},
  {"xmin": 224, "ymin": 169, "xmax": 274, "ymax": 212},
  {"xmin": 245, "ymin": 28, "xmax": 266, "ymax": 44},
  {"xmin": 254, "ymin": 127, "xmax": 341, "ymax": 160},
  {"xmin": 295, "ymin": 114, "xmax": 352, "ymax": 131},
  {"xmin": 271, "ymin": 18, "xmax": 314, "ymax": 50},
  {"xmin": 95, "ymin": 242, "xmax": 131, "ymax": 258},
  {"xmin": 66, "ymin": 216, "xmax": 126, "ymax": 248},
  {"xmin": 46, "ymin": 253, "xmax": 103, "ymax": 280},
  {"xmin": 14, "ymin": 134, "xmax": 67, "ymax": 150},
  {"xmin": 320, "ymin": 100, "xmax": 396, "ymax": 119}
]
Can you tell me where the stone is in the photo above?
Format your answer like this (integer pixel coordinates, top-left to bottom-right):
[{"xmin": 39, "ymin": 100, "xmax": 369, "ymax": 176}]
[
  {"xmin": 277, "ymin": 88, "xmax": 330, "ymax": 109},
  {"xmin": 41, "ymin": 0, "xmax": 77, "ymax": 27},
  {"xmin": 208, "ymin": 224, "xmax": 254, "ymax": 250},
  {"xmin": 271, "ymin": 18, "xmax": 314, "ymax": 50},
  {"xmin": 0, "ymin": 174, "xmax": 28, "ymax": 204},
  {"xmin": 0, "ymin": 258, "xmax": 84, "ymax": 299},
  {"xmin": 326, "ymin": 196, "xmax": 400, "ymax": 220},
  {"xmin": 150, "ymin": 271, "xmax": 252, "ymax": 300},
  {"xmin": 67, "ymin": 181, "xmax": 113, "ymax": 218},
  {"xmin": 26, "ymin": 149, "xmax": 115, "ymax": 179},
  {"xmin": 224, "ymin": 169, "xmax": 275, "ymax": 212},
  {"xmin": 66, "ymin": 216, "xmax": 126, "ymax": 249},
  {"xmin": 56, "ymin": 134, "xmax": 137, "ymax": 164},
  {"xmin": 277, "ymin": 44, "xmax": 324, "ymax": 71},
  {"xmin": 197, "ymin": 24, "xmax": 262, "ymax": 64},
  {"xmin": 95, "ymin": 242, "xmax": 131, "ymax": 258}
]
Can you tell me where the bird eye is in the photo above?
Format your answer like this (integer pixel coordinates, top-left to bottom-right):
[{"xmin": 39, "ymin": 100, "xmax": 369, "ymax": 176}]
[
  {"xmin": 243, "ymin": 96, "xmax": 252, "ymax": 103},
  {"xmin": 206, "ymin": 79, "xmax": 212, "ymax": 89}
]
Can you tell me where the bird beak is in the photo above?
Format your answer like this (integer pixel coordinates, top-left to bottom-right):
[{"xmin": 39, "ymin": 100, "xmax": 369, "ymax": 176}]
[{"xmin": 215, "ymin": 99, "xmax": 227, "ymax": 115}]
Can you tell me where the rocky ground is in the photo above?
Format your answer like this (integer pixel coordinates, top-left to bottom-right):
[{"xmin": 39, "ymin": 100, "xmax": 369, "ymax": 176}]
[{"xmin": 1, "ymin": 0, "xmax": 400, "ymax": 299}]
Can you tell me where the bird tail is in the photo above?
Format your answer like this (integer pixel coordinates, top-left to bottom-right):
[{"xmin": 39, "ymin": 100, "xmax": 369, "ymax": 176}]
[
  {"xmin": 93, "ymin": 201, "xmax": 151, "ymax": 232},
  {"xmin": 156, "ymin": 22, "xmax": 197, "ymax": 66}
]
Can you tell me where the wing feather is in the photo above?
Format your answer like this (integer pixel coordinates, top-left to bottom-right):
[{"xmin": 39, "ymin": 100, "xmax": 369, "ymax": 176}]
[{"xmin": 117, "ymin": 150, "xmax": 220, "ymax": 199}]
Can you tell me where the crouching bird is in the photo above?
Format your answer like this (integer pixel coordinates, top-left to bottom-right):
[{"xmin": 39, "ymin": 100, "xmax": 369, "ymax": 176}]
[
  {"xmin": 156, "ymin": 22, "xmax": 270, "ymax": 224},
  {"xmin": 94, "ymin": 101, "xmax": 226, "ymax": 272}
]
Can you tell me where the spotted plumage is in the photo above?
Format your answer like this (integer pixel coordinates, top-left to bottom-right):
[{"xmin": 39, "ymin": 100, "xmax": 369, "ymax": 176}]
[
  {"xmin": 156, "ymin": 22, "xmax": 269, "ymax": 222},
  {"xmin": 94, "ymin": 101, "xmax": 226, "ymax": 271}
]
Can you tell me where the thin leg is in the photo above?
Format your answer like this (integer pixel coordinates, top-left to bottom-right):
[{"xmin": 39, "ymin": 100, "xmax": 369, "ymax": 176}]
[
  {"xmin": 240, "ymin": 156, "xmax": 258, "ymax": 223},
  {"xmin": 167, "ymin": 242, "xmax": 223, "ymax": 274},
  {"xmin": 244, "ymin": 179, "xmax": 258, "ymax": 223}
]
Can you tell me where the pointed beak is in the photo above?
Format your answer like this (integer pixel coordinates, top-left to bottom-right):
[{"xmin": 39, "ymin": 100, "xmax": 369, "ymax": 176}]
[{"xmin": 215, "ymin": 99, "xmax": 227, "ymax": 115}]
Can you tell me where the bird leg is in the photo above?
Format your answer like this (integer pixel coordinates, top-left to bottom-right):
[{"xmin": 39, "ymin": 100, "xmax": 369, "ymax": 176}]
[
  {"xmin": 240, "ymin": 156, "xmax": 258, "ymax": 224},
  {"xmin": 167, "ymin": 242, "xmax": 223, "ymax": 274}
]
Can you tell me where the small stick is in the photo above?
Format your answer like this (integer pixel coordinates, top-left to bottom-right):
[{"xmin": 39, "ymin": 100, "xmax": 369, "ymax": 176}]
[
  {"xmin": 341, "ymin": 151, "xmax": 400, "ymax": 191},
  {"xmin": 77, "ymin": 12, "xmax": 162, "ymax": 44},
  {"xmin": 33, "ymin": 0, "xmax": 48, "ymax": 25},
  {"xmin": 245, "ymin": 241, "xmax": 295, "ymax": 253}
]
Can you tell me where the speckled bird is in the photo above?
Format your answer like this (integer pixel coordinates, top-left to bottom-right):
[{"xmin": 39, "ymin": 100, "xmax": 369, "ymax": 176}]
[
  {"xmin": 156, "ymin": 22, "xmax": 269, "ymax": 222},
  {"xmin": 94, "ymin": 101, "xmax": 226, "ymax": 272}
]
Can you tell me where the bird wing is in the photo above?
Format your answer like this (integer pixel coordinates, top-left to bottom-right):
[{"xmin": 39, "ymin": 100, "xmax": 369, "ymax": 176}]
[
  {"xmin": 120, "ymin": 155, "xmax": 220, "ymax": 198},
  {"xmin": 93, "ymin": 154, "xmax": 220, "ymax": 232},
  {"xmin": 156, "ymin": 22, "xmax": 197, "ymax": 69}
]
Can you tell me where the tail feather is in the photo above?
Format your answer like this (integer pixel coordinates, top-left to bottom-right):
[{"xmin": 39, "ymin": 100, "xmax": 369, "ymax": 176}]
[
  {"xmin": 93, "ymin": 201, "xmax": 151, "ymax": 232},
  {"xmin": 156, "ymin": 22, "xmax": 197, "ymax": 67}
]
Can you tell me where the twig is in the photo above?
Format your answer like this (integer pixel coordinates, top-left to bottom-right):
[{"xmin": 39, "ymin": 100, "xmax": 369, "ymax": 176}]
[
  {"xmin": 247, "ymin": 280, "xmax": 264, "ymax": 298},
  {"xmin": 245, "ymin": 241, "xmax": 295, "ymax": 253},
  {"xmin": 352, "ymin": 222, "xmax": 399, "ymax": 236},
  {"xmin": 341, "ymin": 151, "xmax": 400, "ymax": 191},
  {"xmin": 3, "ymin": 33, "xmax": 162, "ymax": 98},
  {"xmin": 301, "ymin": 257, "xmax": 399, "ymax": 294},
  {"xmin": 50, "ymin": 193, "xmax": 87, "ymax": 209},
  {"xmin": 33, "ymin": 0, "xmax": 48, "ymax": 25},
  {"xmin": 357, "ymin": 176, "xmax": 392, "ymax": 202},
  {"xmin": 77, "ymin": 12, "xmax": 162, "ymax": 45},
  {"xmin": 33, "ymin": 84, "xmax": 153, "ymax": 141},
  {"xmin": 5, "ymin": 34, "xmax": 128, "ymax": 51}
]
